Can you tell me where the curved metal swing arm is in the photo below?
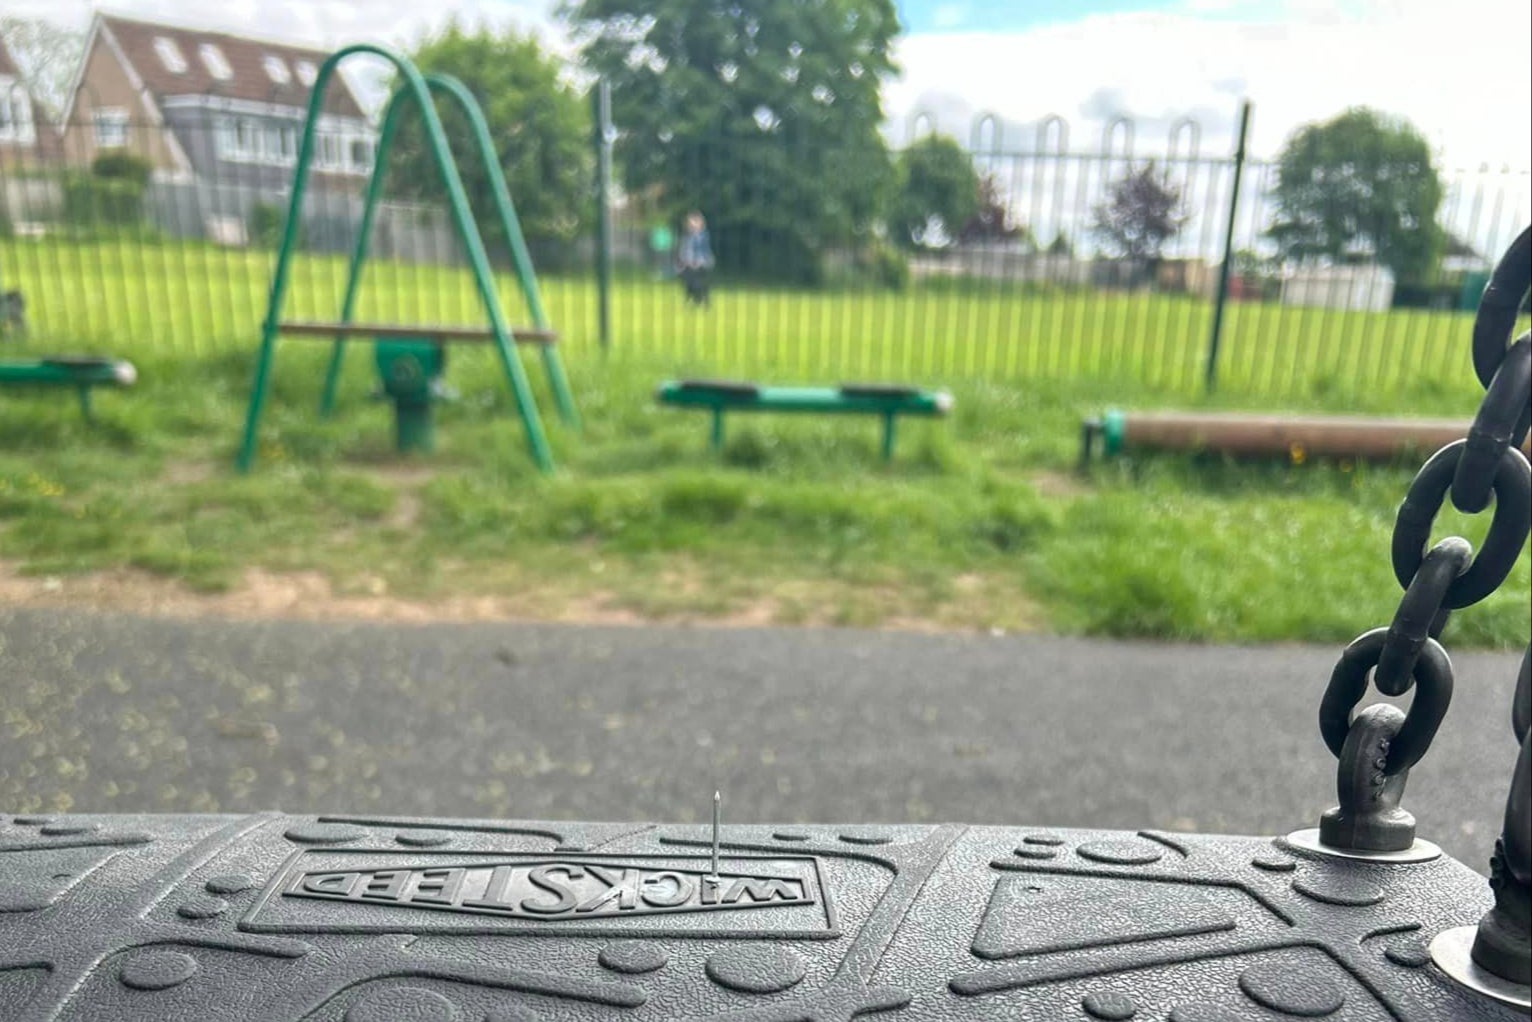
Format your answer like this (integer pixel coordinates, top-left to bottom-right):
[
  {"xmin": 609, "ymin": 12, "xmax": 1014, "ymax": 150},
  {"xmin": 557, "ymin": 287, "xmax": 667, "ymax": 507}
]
[{"xmin": 236, "ymin": 44, "xmax": 558, "ymax": 473}]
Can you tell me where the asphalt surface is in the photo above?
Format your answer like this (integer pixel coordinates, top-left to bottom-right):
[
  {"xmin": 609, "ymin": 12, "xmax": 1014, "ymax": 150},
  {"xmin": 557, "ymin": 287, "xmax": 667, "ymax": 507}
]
[{"xmin": 0, "ymin": 608, "xmax": 1522, "ymax": 871}]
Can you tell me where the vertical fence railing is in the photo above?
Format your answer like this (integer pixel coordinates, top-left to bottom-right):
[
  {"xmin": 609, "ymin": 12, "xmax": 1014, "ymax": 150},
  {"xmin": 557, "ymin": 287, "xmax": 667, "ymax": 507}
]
[{"xmin": 2, "ymin": 109, "xmax": 1528, "ymax": 410}]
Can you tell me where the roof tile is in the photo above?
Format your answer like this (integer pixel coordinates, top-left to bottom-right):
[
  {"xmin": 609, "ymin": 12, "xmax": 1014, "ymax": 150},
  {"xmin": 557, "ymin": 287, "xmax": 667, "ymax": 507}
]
[{"xmin": 101, "ymin": 14, "xmax": 366, "ymax": 119}]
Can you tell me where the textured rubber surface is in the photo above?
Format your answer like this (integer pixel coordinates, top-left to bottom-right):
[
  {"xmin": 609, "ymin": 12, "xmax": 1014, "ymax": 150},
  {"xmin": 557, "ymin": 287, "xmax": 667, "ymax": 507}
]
[{"xmin": 0, "ymin": 813, "xmax": 1522, "ymax": 1020}]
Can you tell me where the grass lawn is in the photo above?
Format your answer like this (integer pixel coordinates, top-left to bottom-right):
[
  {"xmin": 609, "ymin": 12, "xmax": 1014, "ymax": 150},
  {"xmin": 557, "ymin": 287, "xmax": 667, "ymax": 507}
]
[{"xmin": 0, "ymin": 238, "xmax": 1525, "ymax": 646}]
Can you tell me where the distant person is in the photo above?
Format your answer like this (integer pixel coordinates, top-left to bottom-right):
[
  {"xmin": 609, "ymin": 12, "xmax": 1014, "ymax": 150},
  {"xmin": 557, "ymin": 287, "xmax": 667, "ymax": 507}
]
[{"xmin": 676, "ymin": 212, "xmax": 715, "ymax": 307}]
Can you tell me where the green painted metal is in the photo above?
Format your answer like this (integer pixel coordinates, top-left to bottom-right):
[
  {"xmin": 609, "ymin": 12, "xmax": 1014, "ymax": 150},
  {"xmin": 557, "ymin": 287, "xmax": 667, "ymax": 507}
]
[
  {"xmin": 0, "ymin": 359, "xmax": 135, "ymax": 388},
  {"xmin": 236, "ymin": 44, "xmax": 556, "ymax": 474},
  {"xmin": 1205, "ymin": 99, "xmax": 1252, "ymax": 393},
  {"xmin": 374, "ymin": 338, "xmax": 443, "ymax": 453},
  {"xmin": 657, "ymin": 382, "xmax": 953, "ymax": 460},
  {"xmin": 318, "ymin": 72, "xmax": 578, "ymax": 428},
  {"xmin": 0, "ymin": 358, "xmax": 136, "ymax": 424},
  {"xmin": 1102, "ymin": 408, "xmax": 1127, "ymax": 456},
  {"xmin": 593, "ymin": 80, "xmax": 614, "ymax": 351}
]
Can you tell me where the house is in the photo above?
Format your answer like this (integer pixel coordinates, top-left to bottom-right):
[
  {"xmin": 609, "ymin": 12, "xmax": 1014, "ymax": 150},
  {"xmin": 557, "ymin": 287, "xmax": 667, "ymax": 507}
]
[
  {"xmin": 60, "ymin": 13, "xmax": 374, "ymax": 184},
  {"xmin": 0, "ymin": 34, "xmax": 43, "ymax": 169}
]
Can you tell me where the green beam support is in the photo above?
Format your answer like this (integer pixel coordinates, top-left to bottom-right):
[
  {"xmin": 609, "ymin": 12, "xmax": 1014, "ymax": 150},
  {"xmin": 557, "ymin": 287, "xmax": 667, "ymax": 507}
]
[
  {"xmin": 318, "ymin": 96, "xmax": 406, "ymax": 418},
  {"xmin": 237, "ymin": 44, "xmax": 556, "ymax": 474},
  {"xmin": 320, "ymin": 74, "xmax": 580, "ymax": 428},
  {"xmin": 593, "ymin": 79, "xmax": 614, "ymax": 352},
  {"xmin": 1205, "ymin": 100, "xmax": 1252, "ymax": 393}
]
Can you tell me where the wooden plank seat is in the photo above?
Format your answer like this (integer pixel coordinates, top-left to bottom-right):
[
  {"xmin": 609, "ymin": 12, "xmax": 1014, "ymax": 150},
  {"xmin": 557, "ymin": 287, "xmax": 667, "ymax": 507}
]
[
  {"xmin": 657, "ymin": 379, "xmax": 954, "ymax": 460},
  {"xmin": 276, "ymin": 321, "xmax": 558, "ymax": 345}
]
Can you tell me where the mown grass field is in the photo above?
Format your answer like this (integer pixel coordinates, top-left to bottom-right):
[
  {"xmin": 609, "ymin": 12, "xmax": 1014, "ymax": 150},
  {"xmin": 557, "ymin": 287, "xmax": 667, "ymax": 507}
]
[{"xmin": 0, "ymin": 237, "xmax": 1526, "ymax": 645}]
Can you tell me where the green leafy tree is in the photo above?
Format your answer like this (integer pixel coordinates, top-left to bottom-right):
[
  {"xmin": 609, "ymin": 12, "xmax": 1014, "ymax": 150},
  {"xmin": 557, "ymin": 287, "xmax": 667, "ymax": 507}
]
[
  {"xmin": 387, "ymin": 22, "xmax": 591, "ymax": 264},
  {"xmin": 889, "ymin": 134, "xmax": 979, "ymax": 250},
  {"xmin": 1266, "ymin": 108, "xmax": 1445, "ymax": 284},
  {"xmin": 561, "ymin": 0, "xmax": 900, "ymax": 283},
  {"xmin": 959, "ymin": 174, "xmax": 1027, "ymax": 246},
  {"xmin": 1046, "ymin": 231, "xmax": 1074, "ymax": 257},
  {"xmin": 1091, "ymin": 161, "xmax": 1188, "ymax": 268}
]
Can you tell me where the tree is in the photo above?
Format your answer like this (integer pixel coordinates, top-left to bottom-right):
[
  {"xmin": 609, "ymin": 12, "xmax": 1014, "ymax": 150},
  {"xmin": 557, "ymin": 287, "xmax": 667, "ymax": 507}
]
[
  {"xmin": 958, "ymin": 173, "xmax": 1027, "ymax": 246},
  {"xmin": 888, "ymin": 134, "xmax": 979, "ymax": 250},
  {"xmin": 1091, "ymin": 161, "xmax": 1188, "ymax": 270},
  {"xmin": 1046, "ymin": 231, "xmax": 1074, "ymax": 257},
  {"xmin": 0, "ymin": 17, "xmax": 83, "ymax": 120},
  {"xmin": 561, "ymin": 0, "xmax": 900, "ymax": 283},
  {"xmin": 387, "ymin": 23, "xmax": 591, "ymax": 265},
  {"xmin": 1266, "ymin": 108, "xmax": 1444, "ymax": 284}
]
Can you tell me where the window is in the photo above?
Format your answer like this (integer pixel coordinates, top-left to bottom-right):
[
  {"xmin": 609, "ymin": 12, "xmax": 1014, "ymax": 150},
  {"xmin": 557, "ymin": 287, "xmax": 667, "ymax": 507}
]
[
  {"xmin": 315, "ymin": 132, "xmax": 343, "ymax": 170},
  {"xmin": 93, "ymin": 107, "xmax": 129, "ymax": 148},
  {"xmin": 213, "ymin": 116, "xmax": 238, "ymax": 159},
  {"xmin": 263, "ymin": 55, "xmax": 291, "ymax": 85},
  {"xmin": 0, "ymin": 80, "xmax": 36, "ymax": 144},
  {"xmin": 154, "ymin": 37, "xmax": 188, "ymax": 74},
  {"xmin": 294, "ymin": 60, "xmax": 317, "ymax": 87},
  {"xmin": 199, "ymin": 43, "xmax": 233, "ymax": 81},
  {"xmin": 214, "ymin": 115, "xmax": 303, "ymax": 168},
  {"xmin": 349, "ymin": 137, "xmax": 373, "ymax": 172}
]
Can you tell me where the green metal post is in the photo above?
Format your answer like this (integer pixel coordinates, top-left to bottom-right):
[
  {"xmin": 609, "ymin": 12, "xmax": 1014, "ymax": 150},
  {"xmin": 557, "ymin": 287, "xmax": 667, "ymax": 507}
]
[
  {"xmin": 76, "ymin": 387, "xmax": 93, "ymax": 424},
  {"xmin": 1204, "ymin": 100, "xmax": 1251, "ymax": 393},
  {"xmin": 237, "ymin": 44, "xmax": 556, "ymax": 473},
  {"xmin": 321, "ymin": 76, "xmax": 577, "ymax": 427},
  {"xmin": 881, "ymin": 412, "xmax": 896, "ymax": 462},
  {"xmin": 319, "ymin": 95, "xmax": 407, "ymax": 417},
  {"xmin": 430, "ymin": 75, "xmax": 579, "ymax": 428},
  {"xmin": 710, "ymin": 408, "xmax": 724, "ymax": 451},
  {"xmin": 593, "ymin": 79, "xmax": 614, "ymax": 352}
]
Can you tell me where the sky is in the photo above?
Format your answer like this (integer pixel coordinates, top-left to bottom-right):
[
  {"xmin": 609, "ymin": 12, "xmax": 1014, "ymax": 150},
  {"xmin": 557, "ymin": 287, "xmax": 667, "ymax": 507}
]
[{"xmin": 5, "ymin": 0, "xmax": 1531, "ymax": 171}]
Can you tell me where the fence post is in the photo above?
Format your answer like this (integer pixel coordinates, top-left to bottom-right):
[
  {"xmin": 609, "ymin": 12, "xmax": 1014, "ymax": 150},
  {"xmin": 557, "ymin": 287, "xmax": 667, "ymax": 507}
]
[
  {"xmin": 1205, "ymin": 99, "xmax": 1252, "ymax": 393},
  {"xmin": 593, "ymin": 79, "xmax": 614, "ymax": 352}
]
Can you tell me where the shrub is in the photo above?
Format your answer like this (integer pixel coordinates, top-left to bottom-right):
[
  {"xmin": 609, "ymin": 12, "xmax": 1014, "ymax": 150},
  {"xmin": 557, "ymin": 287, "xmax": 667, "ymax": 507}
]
[
  {"xmin": 857, "ymin": 240, "xmax": 900, "ymax": 288},
  {"xmin": 91, "ymin": 151, "xmax": 153, "ymax": 187},
  {"xmin": 62, "ymin": 174, "xmax": 145, "ymax": 228},
  {"xmin": 248, "ymin": 201, "xmax": 288, "ymax": 249}
]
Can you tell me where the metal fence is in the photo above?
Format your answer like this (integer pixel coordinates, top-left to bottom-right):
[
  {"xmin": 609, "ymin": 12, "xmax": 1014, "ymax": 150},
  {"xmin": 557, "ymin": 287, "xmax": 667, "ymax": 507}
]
[{"xmin": 1, "ymin": 107, "xmax": 1528, "ymax": 409}]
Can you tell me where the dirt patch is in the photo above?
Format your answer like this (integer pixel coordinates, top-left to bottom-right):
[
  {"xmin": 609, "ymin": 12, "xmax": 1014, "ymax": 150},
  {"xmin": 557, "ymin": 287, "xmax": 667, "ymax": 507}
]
[
  {"xmin": 1029, "ymin": 469, "xmax": 1090, "ymax": 499},
  {"xmin": 0, "ymin": 561, "xmax": 1038, "ymax": 635},
  {"xmin": 159, "ymin": 460, "xmax": 217, "ymax": 486}
]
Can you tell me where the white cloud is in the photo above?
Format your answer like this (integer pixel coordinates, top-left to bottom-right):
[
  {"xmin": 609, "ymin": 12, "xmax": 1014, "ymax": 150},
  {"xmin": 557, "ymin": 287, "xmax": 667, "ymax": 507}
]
[
  {"xmin": 885, "ymin": 0, "xmax": 1532, "ymax": 171},
  {"xmin": 9, "ymin": 0, "xmax": 1529, "ymax": 175}
]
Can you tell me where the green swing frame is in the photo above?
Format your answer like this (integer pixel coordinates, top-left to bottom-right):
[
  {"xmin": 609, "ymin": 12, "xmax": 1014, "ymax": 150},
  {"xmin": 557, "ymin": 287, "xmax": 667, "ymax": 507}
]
[{"xmin": 236, "ymin": 46, "xmax": 577, "ymax": 473}]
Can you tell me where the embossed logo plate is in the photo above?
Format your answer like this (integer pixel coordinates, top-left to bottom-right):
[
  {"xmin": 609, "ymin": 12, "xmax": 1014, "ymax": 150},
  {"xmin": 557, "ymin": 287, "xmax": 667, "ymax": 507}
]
[{"xmin": 242, "ymin": 851, "xmax": 837, "ymax": 937}]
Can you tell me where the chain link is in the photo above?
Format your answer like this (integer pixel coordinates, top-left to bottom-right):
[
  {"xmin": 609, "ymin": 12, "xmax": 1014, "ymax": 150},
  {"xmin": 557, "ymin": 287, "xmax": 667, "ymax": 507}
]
[{"xmin": 1317, "ymin": 225, "xmax": 1531, "ymax": 884}]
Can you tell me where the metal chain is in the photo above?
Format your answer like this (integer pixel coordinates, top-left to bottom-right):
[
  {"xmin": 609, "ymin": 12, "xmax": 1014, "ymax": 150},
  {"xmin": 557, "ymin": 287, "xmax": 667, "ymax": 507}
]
[
  {"xmin": 1314, "ymin": 224, "xmax": 1530, "ymax": 872},
  {"xmin": 1311, "ymin": 225, "xmax": 1529, "ymax": 983}
]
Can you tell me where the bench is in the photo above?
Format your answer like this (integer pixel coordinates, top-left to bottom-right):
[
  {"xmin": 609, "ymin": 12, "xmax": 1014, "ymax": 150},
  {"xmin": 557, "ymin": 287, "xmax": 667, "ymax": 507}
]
[
  {"xmin": 657, "ymin": 379, "xmax": 954, "ymax": 461},
  {"xmin": 0, "ymin": 357, "xmax": 138, "ymax": 422},
  {"xmin": 1080, "ymin": 409, "xmax": 1531, "ymax": 465}
]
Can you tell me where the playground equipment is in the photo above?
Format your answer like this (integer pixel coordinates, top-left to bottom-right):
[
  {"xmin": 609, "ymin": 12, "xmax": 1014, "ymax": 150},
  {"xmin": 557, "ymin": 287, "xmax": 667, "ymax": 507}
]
[
  {"xmin": 236, "ymin": 52, "xmax": 577, "ymax": 473},
  {"xmin": 1080, "ymin": 408, "xmax": 1532, "ymax": 465},
  {"xmin": 657, "ymin": 380, "xmax": 954, "ymax": 461},
  {"xmin": 0, "ymin": 356, "xmax": 136, "ymax": 422},
  {"xmin": 3, "ymin": 233, "xmax": 1530, "ymax": 1021}
]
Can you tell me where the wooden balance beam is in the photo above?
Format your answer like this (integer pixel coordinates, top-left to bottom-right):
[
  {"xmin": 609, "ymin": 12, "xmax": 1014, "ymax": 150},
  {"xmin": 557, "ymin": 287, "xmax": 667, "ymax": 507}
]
[
  {"xmin": 657, "ymin": 379, "xmax": 954, "ymax": 461},
  {"xmin": 276, "ymin": 321, "xmax": 558, "ymax": 345},
  {"xmin": 0, "ymin": 357, "xmax": 137, "ymax": 422},
  {"xmin": 1080, "ymin": 409, "xmax": 1532, "ymax": 464}
]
